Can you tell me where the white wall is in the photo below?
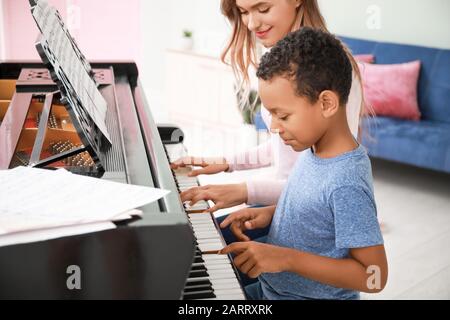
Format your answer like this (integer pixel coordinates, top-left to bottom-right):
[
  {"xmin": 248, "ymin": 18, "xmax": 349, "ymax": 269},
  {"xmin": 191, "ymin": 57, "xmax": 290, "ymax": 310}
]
[
  {"xmin": 140, "ymin": 0, "xmax": 229, "ymax": 122},
  {"xmin": 319, "ymin": 0, "xmax": 450, "ymax": 49}
]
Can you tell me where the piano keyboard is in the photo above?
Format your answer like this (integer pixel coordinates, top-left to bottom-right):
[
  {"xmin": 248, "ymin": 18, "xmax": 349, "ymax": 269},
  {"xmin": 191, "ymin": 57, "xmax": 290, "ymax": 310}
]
[{"xmin": 165, "ymin": 144, "xmax": 246, "ymax": 300}]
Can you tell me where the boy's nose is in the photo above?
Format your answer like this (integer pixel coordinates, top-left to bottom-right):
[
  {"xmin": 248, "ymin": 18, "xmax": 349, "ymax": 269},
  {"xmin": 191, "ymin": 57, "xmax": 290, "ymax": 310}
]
[{"xmin": 270, "ymin": 119, "xmax": 284, "ymax": 134}]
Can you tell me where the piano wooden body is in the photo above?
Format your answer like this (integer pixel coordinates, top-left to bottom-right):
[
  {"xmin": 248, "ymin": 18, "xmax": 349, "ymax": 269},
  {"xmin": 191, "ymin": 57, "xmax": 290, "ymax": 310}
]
[{"xmin": 0, "ymin": 61, "xmax": 246, "ymax": 300}]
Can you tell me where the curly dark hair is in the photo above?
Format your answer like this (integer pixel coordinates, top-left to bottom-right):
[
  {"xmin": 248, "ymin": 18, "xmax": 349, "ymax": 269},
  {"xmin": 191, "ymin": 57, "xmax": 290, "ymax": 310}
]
[{"xmin": 257, "ymin": 27, "xmax": 352, "ymax": 106}]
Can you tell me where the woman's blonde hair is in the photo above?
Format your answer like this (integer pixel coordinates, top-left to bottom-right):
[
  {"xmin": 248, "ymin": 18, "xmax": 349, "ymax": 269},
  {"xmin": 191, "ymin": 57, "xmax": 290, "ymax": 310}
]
[{"xmin": 220, "ymin": 0, "xmax": 370, "ymax": 135}]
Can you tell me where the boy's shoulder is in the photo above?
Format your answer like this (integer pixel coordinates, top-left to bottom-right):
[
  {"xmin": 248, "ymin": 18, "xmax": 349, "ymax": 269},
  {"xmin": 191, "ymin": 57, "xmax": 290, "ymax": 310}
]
[{"xmin": 311, "ymin": 145, "xmax": 373, "ymax": 194}]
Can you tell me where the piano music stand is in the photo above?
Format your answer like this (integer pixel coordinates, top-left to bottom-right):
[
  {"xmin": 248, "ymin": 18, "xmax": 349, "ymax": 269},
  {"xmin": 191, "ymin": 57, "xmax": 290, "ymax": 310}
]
[{"xmin": 21, "ymin": 0, "xmax": 115, "ymax": 173}]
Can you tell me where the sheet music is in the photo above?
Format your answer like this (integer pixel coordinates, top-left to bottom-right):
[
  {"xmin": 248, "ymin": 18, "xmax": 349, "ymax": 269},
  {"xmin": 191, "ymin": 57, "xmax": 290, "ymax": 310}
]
[
  {"xmin": 0, "ymin": 167, "xmax": 170, "ymax": 235},
  {"xmin": 0, "ymin": 209, "xmax": 143, "ymax": 248},
  {"xmin": 31, "ymin": 0, "xmax": 111, "ymax": 143},
  {"xmin": 0, "ymin": 221, "xmax": 116, "ymax": 248}
]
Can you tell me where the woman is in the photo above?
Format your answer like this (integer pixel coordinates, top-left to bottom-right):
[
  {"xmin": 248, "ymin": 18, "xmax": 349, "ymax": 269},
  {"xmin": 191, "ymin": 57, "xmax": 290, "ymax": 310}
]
[{"xmin": 173, "ymin": 0, "xmax": 364, "ymax": 218}]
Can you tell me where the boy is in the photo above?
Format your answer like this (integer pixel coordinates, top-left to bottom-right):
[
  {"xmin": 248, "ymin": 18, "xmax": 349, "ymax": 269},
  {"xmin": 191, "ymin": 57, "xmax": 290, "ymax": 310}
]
[{"xmin": 220, "ymin": 28, "xmax": 388, "ymax": 300}]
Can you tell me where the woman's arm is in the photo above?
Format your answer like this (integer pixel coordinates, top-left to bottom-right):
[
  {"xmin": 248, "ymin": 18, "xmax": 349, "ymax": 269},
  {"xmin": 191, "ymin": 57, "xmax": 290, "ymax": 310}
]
[
  {"xmin": 180, "ymin": 179, "xmax": 285, "ymax": 213},
  {"xmin": 346, "ymin": 73, "xmax": 363, "ymax": 139},
  {"xmin": 246, "ymin": 179, "xmax": 286, "ymax": 205},
  {"xmin": 226, "ymin": 140, "xmax": 273, "ymax": 172}
]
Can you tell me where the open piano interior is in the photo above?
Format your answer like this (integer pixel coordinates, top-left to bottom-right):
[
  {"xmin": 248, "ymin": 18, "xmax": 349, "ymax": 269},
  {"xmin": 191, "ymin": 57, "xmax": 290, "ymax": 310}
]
[{"xmin": 0, "ymin": 0, "xmax": 246, "ymax": 300}]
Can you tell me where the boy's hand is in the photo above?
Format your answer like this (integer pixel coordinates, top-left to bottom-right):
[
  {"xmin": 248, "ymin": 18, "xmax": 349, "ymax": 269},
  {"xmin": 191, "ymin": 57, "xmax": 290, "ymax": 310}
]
[
  {"xmin": 219, "ymin": 206, "xmax": 275, "ymax": 241},
  {"xmin": 220, "ymin": 242, "xmax": 291, "ymax": 278}
]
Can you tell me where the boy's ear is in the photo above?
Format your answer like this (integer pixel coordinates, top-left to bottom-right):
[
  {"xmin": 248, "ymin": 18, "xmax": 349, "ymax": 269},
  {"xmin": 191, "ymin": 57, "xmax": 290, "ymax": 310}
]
[{"xmin": 319, "ymin": 91, "xmax": 340, "ymax": 118}]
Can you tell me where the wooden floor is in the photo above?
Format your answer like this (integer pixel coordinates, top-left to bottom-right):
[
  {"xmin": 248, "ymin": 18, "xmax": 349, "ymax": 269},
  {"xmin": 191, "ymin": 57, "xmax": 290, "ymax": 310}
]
[{"xmin": 201, "ymin": 157, "xmax": 450, "ymax": 300}]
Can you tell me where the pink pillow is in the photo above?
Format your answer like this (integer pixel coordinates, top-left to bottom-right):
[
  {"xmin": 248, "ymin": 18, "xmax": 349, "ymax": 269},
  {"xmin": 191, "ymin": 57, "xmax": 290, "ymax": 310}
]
[
  {"xmin": 358, "ymin": 60, "xmax": 422, "ymax": 121},
  {"xmin": 355, "ymin": 54, "xmax": 375, "ymax": 64}
]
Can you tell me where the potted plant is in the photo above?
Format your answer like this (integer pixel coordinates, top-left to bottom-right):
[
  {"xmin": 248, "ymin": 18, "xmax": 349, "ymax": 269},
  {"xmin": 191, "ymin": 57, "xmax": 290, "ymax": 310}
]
[
  {"xmin": 237, "ymin": 88, "xmax": 262, "ymax": 126},
  {"xmin": 180, "ymin": 29, "xmax": 194, "ymax": 51}
]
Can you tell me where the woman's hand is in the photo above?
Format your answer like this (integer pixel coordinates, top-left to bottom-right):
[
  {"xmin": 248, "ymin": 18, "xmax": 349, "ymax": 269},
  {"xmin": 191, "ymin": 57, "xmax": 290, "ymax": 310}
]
[
  {"xmin": 171, "ymin": 156, "xmax": 230, "ymax": 177},
  {"xmin": 219, "ymin": 206, "xmax": 276, "ymax": 241},
  {"xmin": 220, "ymin": 242, "xmax": 291, "ymax": 278},
  {"xmin": 181, "ymin": 183, "xmax": 248, "ymax": 213}
]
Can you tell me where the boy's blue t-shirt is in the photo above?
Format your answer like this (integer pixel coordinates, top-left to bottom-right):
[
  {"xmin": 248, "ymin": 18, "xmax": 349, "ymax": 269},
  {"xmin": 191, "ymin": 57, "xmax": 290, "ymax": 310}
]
[{"xmin": 259, "ymin": 144, "xmax": 384, "ymax": 300}]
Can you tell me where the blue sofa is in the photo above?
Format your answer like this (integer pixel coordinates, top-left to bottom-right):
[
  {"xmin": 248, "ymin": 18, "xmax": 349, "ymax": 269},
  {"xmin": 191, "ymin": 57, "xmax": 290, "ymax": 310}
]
[{"xmin": 341, "ymin": 36, "xmax": 450, "ymax": 174}]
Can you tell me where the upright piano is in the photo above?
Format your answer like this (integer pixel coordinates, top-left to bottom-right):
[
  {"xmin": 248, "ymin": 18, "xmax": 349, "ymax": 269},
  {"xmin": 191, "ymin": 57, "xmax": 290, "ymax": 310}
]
[{"xmin": 0, "ymin": 0, "xmax": 246, "ymax": 301}]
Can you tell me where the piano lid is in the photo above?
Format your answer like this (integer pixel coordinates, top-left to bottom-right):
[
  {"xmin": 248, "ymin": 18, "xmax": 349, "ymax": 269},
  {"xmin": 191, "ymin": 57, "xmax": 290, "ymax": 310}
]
[{"xmin": 28, "ymin": 0, "xmax": 112, "ymax": 170}]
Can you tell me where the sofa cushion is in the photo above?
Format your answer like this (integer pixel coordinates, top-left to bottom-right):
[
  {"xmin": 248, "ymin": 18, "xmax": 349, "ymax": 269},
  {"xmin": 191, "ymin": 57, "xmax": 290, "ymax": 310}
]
[
  {"xmin": 359, "ymin": 60, "xmax": 422, "ymax": 121},
  {"xmin": 422, "ymin": 50, "xmax": 450, "ymax": 124},
  {"xmin": 355, "ymin": 54, "xmax": 375, "ymax": 63},
  {"xmin": 341, "ymin": 36, "xmax": 449, "ymax": 124},
  {"xmin": 362, "ymin": 117, "xmax": 450, "ymax": 173}
]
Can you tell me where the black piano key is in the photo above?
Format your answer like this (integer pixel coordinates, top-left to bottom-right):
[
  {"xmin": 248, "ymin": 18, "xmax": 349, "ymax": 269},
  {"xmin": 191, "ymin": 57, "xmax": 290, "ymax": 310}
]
[
  {"xmin": 188, "ymin": 269, "xmax": 209, "ymax": 278},
  {"xmin": 184, "ymin": 281, "xmax": 213, "ymax": 293},
  {"xmin": 194, "ymin": 255, "xmax": 204, "ymax": 262},
  {"xmin": 190, "ymin": 264, "xmax": 206, "ymax": 271},
  {"xmin": 183, "ymin": 290, "xmax": 216, "ymax": 300}
]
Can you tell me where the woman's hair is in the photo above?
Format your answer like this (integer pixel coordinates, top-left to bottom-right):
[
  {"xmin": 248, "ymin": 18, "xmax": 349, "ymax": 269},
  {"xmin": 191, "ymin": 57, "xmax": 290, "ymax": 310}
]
[{"xmin": 220, "ymin": 0, "xmax": 370, "ymax": 135}]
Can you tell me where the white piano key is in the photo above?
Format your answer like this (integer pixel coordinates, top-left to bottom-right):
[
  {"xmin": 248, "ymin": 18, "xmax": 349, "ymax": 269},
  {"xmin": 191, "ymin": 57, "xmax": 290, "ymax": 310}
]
[
  {"xmin": 177, "ymin": 181, "xmax": 198, "ymax": 186},
  {"xmin": 211, "ymin": 278, "xmax": 241, "ymax": 286},
  {"xmin": 195, "ymin": 234, "xmax": 219, "ymax": 241},
  {"xmin": 193, "ymin": 230, "xmax": 216, "ymax": 235},
  {"xmin": 202, "ymin": 254, "xmax": 230, "ymax": 261},
  {"xmin": 192, "ymin": 227, "xmax": 217, "ymax": 233},
  {"xmin": 193, "ymin": 223, "xmax": 218, "ymax": 230},
  {"xmin": 207, "ymin": 272, "xmax": 238, "ymax": 280},
  {"xmin": 188, "ymin": 213, "xmax": 212, "ymax": 220},
  {"xmin": 205, "ymin": 264, "xmax": 234, "ymax": 273},
  {"xmin": 212, "ymin": 284, "xmax": 243, "ymax": 292},
  {"xmin": 198, "ymin": 242, "xmax": 223, "ymax": 253},
  {"xmin": 192, "ymin": 222, "xmax": 217, "ymax": 228},
  {"xmin": 195, "ymin": 233, "xmax": 222, "ymax": 240},
  {"xmin": 211, "ymin": 293, "xmax": 246, "ymax": 300},
  {"xmin": 177, "ymin": 180, "xmax": 198, "ymax": 186},
  {"xmin": 197, "ymin": 238, "xmax": 222, "ymax": 245},
  {"xmin": 205, "ymin": 263, "xmax": 233, "ymax": 271},
  {"xmin": 207, "ymin": 268, "xmax": 235, "ymax": 276},
  {"xmin": 214, "ymin": 288, "xmax": 245, "ymax": 296},
  {"xmin": 192, "ymin": 222, "xmax": 215, "ymax": 228},
  {"xmin": 176, "ymin": 179, "xmax": 197, "ymax": 185},
  {"xmin": 202, "ymin": 259, "xmax": 232, "ymax": 266},
  {"xmin": 191, "ymin": 222, "xmax": 215, "ymax": 228},
  {"xmin": 190, "ymin": 218, "xmax": 214, "ymax": 224},
  {"xmin": 176, "ymin": 175, "xmax": 197, "ymax": 181},
  {"xmin": 195, "ymin": 231, "xmax": 220, "ymax": 237},
  {"xmin": 190, "ymin": 220, "xmax": 213, "ymax": 226},
  {"xmin": 190, "ymin": 216, "xmax": 212, "ymax": 222}
]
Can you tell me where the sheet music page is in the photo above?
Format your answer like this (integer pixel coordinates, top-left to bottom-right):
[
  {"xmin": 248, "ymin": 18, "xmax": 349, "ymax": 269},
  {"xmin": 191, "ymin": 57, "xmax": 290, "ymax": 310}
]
[
  {"xmin": 0, "ymin": 167, "xmax": 170, "ymax": 235},
  {"xmin": 0, "ymin": 221, "xmax": 116, "ymax": 248},
  {"xmin": 0, "ymin": 209, "xmax": 143, "ymax": 248},
  {"xmin": 31, "ymin": 0, "xmax": 112, "ymax": 143}
]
